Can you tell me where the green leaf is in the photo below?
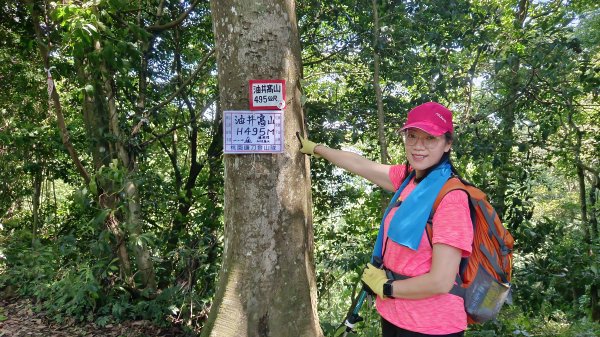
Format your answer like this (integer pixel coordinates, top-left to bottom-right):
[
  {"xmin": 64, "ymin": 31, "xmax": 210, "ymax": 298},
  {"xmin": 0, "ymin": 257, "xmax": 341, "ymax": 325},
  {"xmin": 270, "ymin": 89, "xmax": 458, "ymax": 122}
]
[
  {"xmin": 91, "ymin": 209, "xmax": 110, "ymax": 226},
  {"xmin": 88, "ymin": 180, "xmax": 97, "ymax": 196}
]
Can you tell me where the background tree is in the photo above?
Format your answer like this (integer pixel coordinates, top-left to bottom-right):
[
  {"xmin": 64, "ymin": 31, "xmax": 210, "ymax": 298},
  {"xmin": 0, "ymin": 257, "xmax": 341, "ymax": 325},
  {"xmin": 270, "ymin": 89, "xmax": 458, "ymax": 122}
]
[{"xmin": 1, "ymin": 0, "xmax": 220, "ymax": 329}]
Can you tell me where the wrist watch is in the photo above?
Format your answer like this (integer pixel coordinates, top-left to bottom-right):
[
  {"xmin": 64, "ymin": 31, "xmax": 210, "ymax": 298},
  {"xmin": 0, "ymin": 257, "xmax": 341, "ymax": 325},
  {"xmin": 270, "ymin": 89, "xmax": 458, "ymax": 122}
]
[{"xmin": 383, "ymin": 279, "xmax": 394, "ymax": 298}]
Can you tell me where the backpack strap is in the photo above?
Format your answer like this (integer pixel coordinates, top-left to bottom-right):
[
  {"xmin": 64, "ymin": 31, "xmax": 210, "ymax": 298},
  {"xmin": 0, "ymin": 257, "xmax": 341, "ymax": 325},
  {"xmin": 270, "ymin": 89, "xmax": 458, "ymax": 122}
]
[
  {"xmin": 426, "ymin": 177, "xmax": 473, "ymax": 288},
  {"xmin": 480, "ymin": 243, "xmax": 510, "ymax": 284},
  {"xmin": 432, "ymin": 177, "xmax": 468, "ymax": 211},
  {"xmin": 384, "ymin": 266, "xmax": 466, "ymax": 298},
  {"xmin": 426, "ymin": 177, "xmax": 473, "ymax": 250},
  {"xmin": 477, "ymin": 198, "xmax": 512, "ymax": 258}
]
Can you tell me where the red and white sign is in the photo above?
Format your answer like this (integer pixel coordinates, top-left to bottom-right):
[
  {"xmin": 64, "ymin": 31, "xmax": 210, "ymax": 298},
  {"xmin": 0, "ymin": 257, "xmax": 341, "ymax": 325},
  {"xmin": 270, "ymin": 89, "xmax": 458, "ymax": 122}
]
[{"xmin": 249, "ymin": 79, "xmax": 286, "ymax": 110}]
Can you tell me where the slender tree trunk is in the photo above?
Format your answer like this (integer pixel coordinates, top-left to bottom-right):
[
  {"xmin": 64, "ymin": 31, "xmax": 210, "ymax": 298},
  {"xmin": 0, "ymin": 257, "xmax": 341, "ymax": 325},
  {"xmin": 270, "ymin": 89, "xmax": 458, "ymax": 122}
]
[
  {"xmin": 589, "ymin": 177, "xmax": 599, "ymax": 321},
  {"xmin": 496, "ymin": 0, "xmax": 529, "ymax": 218},
  {"xmin": 182, "ymin": 108, "xmax": 224, "ymax": 294},
  {"xmin": 125, "ymin": 179, "xmax": 157, "ymax": 290},
  {"xmin": 372, "ymin": 0, "xmax": 387, "ymax": 166},
  {"xmin": 79, "ymin": 65, "xmax": 135, "ymax": 286},
  {"xmin": 199, "ymin": 118, "xmax": 224, "ymax": 294},
  {"xmin": 568, "ymin": 101, "xmax": 599, "ymax": 321},
  {"xmin": 576, "ymin": 167, "xmax": 589, "ymax": 244},
  {"xmin": 167, "ymin": 33, "xmax": 193, "ymax": 253},
  {"xmin": 32, "ymin": 169, "xmax": 42, "ymax": 247},
  {"xmin": 372, "ymin": 0, "xmax": 389, "ymax": 214},
  {"xmin": 99, "ymin": 191, "xmax": 134, "ymax": 285},
  {"xmin": 203, "ymin": 1, "xmax": 322, "ymax": 336},
  {"xmin": 589, "ymin": 175, "xmax": 599, "ymax": 251},
  {"xmin": 574, "ymin": 156, "xmax": 596, "ymax": 321},
  {"xmin": 176, "ymin": 119, "xmax": 224, "ymax": 291},
  {"xmin": 29, "ymin": 0, "xmax": 90, "ymax": 184}
]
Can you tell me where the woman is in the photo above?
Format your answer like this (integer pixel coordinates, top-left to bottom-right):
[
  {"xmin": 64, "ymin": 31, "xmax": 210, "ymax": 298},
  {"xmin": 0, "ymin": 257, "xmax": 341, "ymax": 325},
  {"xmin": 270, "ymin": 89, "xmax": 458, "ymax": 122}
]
[{"xmin": 299, "ymin": 102, "xmax": 473, "ymax": 336}]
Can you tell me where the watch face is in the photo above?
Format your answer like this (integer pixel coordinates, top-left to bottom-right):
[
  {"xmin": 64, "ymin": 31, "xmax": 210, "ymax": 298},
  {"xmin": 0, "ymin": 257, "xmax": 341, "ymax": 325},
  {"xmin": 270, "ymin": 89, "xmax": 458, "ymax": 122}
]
[{"xmin": 384, "ymin": 281, "xmax": 393, "ymax": 296}]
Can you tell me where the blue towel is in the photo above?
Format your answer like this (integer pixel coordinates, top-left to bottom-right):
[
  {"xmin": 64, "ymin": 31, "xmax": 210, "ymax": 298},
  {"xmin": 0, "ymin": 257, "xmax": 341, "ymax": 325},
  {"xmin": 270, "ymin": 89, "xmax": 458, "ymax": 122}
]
[{"xmin": 372, "ymin": 160, "xmax": 452, "ymax": 259}]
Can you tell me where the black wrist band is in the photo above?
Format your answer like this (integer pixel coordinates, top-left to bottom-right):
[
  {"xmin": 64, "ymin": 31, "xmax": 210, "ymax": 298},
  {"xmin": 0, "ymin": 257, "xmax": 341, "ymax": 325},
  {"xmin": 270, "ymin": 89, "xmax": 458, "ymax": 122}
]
[{"xmin": 383, "ymin": 279, "xmax": 394, "ymax": 298}]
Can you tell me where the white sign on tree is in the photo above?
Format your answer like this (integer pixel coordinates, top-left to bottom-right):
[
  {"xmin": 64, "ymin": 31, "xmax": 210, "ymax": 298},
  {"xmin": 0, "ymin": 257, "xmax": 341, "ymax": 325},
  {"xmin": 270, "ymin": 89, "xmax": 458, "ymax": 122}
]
[{"xmin": 223, "ymin": 110, "xmax": 284, "ymax": 154}]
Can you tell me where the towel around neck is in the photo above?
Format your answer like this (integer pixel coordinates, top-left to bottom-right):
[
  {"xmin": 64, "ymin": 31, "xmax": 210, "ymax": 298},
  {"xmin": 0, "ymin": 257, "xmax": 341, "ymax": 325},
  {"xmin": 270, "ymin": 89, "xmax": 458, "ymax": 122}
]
[{"xmin": 372, "ymin": 160, "xmax": 452, "ymax": 258}]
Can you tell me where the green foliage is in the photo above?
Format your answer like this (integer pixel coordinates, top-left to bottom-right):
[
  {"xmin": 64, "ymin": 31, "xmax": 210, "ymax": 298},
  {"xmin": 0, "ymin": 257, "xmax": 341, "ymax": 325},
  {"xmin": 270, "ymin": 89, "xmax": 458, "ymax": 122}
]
[
  {"xmin": 466, "ymin": 305, "xmax": 600, "ymax": 337},
  {"xmin": 43, "ymin": 266, "xmax": 101, "ymax": 321},
  {"xmin": 0, "ymin": 213, "xmax": 209, "ymax": 332},
  {"xmin": 0, "ymin": 0, "xmax": 599, "ymax": 335},
  {"xmin": 0, "ymin": 232, "xmax": 60, "ymax": 296},
  {"xmin": 307, "ymin": 0, "xmax": 600, "ymax": 335}
]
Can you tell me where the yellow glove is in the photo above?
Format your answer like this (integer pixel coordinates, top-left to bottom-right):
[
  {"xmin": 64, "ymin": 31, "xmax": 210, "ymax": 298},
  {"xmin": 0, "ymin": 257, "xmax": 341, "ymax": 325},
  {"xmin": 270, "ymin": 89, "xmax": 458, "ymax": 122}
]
[
  {"xmin": 361, "ymin": 263, "xmax": 389, "ymax": 298},
  {"xmin": 296, "ymin": 132, "xmax": 321, "ymax": 158}
]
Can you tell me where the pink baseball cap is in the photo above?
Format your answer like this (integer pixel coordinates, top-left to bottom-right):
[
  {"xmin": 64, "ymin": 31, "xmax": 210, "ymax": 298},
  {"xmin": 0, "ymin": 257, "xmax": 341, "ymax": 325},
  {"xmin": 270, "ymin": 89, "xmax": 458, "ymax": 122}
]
[{"xmin": 400, "ymin": 102, "xmax": 454, "ymax": 136}]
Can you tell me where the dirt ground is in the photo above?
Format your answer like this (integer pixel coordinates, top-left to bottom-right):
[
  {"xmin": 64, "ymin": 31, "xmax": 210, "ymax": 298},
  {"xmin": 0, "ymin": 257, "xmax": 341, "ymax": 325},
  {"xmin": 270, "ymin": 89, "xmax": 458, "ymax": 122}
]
[{"xmin": 0, "ymin": 298, "xmax": 189, "ymax": 337}]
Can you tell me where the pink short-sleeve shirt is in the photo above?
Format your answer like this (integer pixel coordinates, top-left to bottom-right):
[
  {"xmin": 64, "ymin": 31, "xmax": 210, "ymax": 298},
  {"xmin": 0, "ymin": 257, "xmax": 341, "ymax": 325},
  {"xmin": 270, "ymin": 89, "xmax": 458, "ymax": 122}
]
[{"xmin": 375, "ymin": 164, "xmax": 473, "ymax": 334}]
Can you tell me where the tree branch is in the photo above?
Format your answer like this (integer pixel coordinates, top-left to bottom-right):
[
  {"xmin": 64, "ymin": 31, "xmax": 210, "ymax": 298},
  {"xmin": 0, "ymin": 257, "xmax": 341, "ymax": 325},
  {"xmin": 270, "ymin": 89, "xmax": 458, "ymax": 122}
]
[
  {"xmin": 131, "ymin": 49, "xmax": 215, "ymax": 136},
  {"xmin": 302, "ymin": 40, "xmax": 356, "ymax": 67},
  {"xmin": 147, "ymin": 0, "xmax": 201, "ymax": 32},
  {"xmin": 138, "ymin": 98, "xmax": 216, "ymax": 148},
  {"xmin": 29, "ymin": 0, "xmax": 91, "ymax": 184},
  {"xmin": 579, "ymin": 162, "xmax": 600, "ymax": 177}
]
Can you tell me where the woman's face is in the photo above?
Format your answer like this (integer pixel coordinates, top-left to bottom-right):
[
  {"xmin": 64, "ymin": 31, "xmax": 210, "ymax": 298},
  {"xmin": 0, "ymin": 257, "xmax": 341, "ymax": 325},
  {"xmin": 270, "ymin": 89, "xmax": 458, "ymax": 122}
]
[{"xmin": 403, "ymin": 128, "xmax": 452, "ymax": 178}]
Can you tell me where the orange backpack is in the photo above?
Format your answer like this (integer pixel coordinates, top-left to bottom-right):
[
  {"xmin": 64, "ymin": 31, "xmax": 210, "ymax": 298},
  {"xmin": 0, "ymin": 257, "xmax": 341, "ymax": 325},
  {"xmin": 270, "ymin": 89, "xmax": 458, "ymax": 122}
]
[{"xmin": 428, "ymin": 177, "xmax": 514, "ymax": 324}]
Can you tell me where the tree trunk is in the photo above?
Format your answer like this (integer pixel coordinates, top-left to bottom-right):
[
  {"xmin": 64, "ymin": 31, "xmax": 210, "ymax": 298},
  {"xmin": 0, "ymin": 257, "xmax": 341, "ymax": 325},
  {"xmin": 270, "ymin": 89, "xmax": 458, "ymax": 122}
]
[
  {"xmin": 29, "ymin": 0, "xmax": 90, "ymax": 184},
  {"xmin": 203, "ymin": 1, "xmax": 322, "ymax": 336},
  {"xmin": 568, "ymin": 101, "xmax": 599, "ymax": 321},
  {"xmin": 372, "ymin": 0, "xmax": 387, "ymax": 166},
  {"xmin": 372, "ymin": 0, "xmax": 389, "ymax": 213},
  {"xmin": 589, "ymin": 177, "xmax": 599, "ymax": 321},
  {"xmin": 125, "ymin": 179, "xmax": 157, "ymax": 291},
  {"xmin": 176, "ymin": 119, "xmax": 223, "ymax": 292},
  {"xmin": 496, "ymin": 0, "xmax": 529, "ymax": 219},
  {"xmin": 32, "ymin": 168, "xmax": 42, "ymax": 247},
  {"xmin": 98, "ymin": 46, "xmax": 157, "ymax": 291}
]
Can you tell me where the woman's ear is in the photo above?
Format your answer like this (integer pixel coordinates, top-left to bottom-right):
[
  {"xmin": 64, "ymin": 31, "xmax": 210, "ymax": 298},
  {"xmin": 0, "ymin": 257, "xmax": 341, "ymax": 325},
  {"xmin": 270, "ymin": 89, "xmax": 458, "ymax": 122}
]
[{"xmin": 444, "ymin": 141, "xmax": 452, "ymax": 153}]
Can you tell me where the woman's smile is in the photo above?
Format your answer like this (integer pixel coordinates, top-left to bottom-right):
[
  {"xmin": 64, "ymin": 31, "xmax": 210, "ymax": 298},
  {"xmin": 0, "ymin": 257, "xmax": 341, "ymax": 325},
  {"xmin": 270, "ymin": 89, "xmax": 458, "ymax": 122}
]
[
  {"xmin": 411, "ymin": 153, "xmax": 427, "ymax": 161},
  {"xmin": 404, "ymin": 128, "xmax": 451, "ymax": 178}
]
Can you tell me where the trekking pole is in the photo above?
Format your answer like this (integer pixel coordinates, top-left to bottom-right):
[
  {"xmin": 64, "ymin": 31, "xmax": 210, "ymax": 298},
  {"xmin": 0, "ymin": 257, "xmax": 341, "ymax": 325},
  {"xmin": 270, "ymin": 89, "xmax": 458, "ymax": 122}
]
[
  {"xmin": 332, "ymin": 289, "xmax": 368, "ymax": 337},
  {"xmin": 333, "ymin": 257, "xmax": 383, "ymax": 337}
]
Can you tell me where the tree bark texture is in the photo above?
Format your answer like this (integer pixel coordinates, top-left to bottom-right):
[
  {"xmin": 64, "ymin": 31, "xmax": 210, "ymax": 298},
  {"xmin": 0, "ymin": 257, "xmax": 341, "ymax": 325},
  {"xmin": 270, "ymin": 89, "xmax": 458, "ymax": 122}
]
[{"xmin": 204, "ymin": 1, "xmax": 322, "ymax": 336}]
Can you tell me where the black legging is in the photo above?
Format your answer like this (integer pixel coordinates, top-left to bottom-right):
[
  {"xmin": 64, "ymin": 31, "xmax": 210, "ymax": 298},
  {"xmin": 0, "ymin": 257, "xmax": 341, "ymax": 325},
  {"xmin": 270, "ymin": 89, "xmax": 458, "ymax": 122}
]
[{"xmin": 381, "ymin": 317, "xmax": 464, "ymax": 337}]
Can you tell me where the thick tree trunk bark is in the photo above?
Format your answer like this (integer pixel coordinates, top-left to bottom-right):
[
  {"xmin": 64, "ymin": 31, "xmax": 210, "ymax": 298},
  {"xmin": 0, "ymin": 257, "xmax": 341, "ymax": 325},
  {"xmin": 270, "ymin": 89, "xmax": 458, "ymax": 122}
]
[{"xmin": 203, "ymin": 1, "xmax": 322, "ymax": 336}]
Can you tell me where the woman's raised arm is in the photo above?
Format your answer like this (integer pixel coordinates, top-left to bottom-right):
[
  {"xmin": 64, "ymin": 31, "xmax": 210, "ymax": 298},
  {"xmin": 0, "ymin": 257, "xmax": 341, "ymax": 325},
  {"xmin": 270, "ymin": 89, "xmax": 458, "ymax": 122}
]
[{"xmin": 313, "ymin": 144, "xmax": 395, "ymax": 192}]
